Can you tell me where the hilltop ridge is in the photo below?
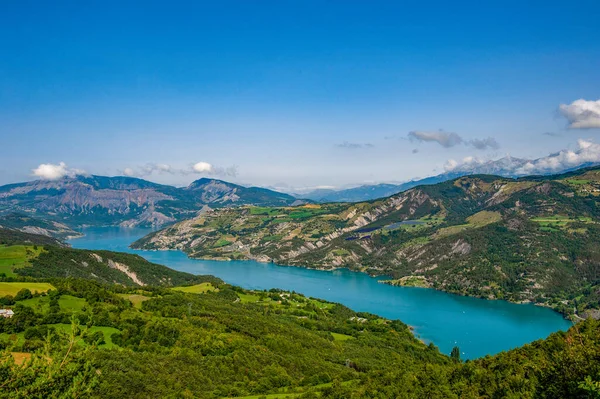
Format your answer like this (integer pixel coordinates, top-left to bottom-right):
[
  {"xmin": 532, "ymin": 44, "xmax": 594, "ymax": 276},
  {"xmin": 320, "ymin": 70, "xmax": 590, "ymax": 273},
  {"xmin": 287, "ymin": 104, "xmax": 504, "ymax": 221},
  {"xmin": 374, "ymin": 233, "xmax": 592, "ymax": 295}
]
[{"xmin": 0, "ymin": 175, "xmax": 302, "ymax": 228}]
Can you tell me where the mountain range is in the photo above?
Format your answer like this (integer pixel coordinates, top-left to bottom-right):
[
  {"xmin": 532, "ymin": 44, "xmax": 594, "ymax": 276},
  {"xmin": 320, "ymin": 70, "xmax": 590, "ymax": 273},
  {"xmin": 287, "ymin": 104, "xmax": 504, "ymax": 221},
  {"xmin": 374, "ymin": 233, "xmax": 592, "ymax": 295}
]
[
  {"xmin": 2, "ymin": 158, "xmax": 599, "ymax": 231},
  {"xmin": 298, "ymin": 156, "xmax": 600, "ymax": 202},
  {"xmin": 0, "ymin": 175, "xmax": 302, "ymax": 228},
  {"xmin": 134, "ymin": 165, "xmax": 600, "ymax": 318}
]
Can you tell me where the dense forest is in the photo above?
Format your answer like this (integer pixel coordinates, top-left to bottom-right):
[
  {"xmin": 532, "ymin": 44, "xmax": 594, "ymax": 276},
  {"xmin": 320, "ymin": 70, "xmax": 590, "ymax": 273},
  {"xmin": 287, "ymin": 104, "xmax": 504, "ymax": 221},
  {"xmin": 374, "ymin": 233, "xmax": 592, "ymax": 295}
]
[{"xmin": 0, "ymin": 277, "xmax": 599, "ymax": 398}]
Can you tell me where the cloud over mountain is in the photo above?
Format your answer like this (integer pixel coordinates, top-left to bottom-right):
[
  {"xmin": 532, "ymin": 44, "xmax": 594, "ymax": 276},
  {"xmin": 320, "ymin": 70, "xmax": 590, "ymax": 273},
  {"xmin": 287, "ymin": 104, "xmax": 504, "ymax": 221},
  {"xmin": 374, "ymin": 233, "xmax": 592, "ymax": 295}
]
[
  {"xmin": 32, "ymin": 162, "xmax": 86, "ymax": 180},
  {"xmin": 559, "ymin": 99, "xmax": 600, "ymax": 129},
  {"xmin": 121, "ymin": 162, "xmax": 238, "ymax": 178},
  {"xmin": 444, "ymin": 139, "xmax": 600, "ymax": 176},
  {"xmin": 516, "ymin": 139, "xmax": 600, "ymax": 175}
]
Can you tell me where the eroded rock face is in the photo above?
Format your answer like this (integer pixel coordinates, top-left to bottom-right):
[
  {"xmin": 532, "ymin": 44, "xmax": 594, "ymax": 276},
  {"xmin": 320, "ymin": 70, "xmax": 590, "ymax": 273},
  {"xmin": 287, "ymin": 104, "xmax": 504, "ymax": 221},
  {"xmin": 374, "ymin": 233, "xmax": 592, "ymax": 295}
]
[
  {"xmin": 107, "ymin": 259, "xmax": 145, "ymax": 286},
  {"xmin": 0, "ymin": 175, "xmax": 300, "ymax": 228},
  {"xmin": 451, "ymin": 239, "xmax": 472, "ymax": 256}
]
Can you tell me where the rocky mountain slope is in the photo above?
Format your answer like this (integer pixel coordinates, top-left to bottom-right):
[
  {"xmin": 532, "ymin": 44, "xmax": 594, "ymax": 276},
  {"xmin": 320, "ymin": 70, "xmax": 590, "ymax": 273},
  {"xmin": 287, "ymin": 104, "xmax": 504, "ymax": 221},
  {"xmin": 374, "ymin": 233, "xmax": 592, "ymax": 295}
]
[
  {"xmin": 135, "ymin": 166, "xmax": 600, "ymax": 317},
  {"xmin": 0, "ymin": 175, "xmax": 302, "ymax": 228},
  {"xmin": 0, "ymin": 212, "xmax": 82, "ymax": 240}
]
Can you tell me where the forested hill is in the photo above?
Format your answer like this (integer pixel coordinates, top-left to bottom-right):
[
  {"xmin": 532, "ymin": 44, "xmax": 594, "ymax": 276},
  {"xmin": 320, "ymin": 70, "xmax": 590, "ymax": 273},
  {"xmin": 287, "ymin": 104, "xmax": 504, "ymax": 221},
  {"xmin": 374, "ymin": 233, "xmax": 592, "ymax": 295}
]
[
  {"xmin": 1, "ymin": 276, "xmax": 599, "ymax": 398},
  {"xmin": 0, "ymin": 228, "xmax": 210, "ymax": 287},
  {"xmin": 135, "ymin": 166, "xmax": 600, "ymax": 317},
  {"xmin": 0, "ymin": 227, "xmax": 63, "ymax": 247}
]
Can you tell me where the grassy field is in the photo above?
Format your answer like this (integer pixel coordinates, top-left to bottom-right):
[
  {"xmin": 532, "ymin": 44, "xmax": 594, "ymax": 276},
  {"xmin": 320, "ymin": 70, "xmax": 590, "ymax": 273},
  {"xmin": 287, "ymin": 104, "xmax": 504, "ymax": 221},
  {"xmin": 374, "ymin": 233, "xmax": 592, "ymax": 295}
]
[
  {"xmin": 228, "ymin": 393, "xmax": 301, "ymax": 399},
  {"xmin": 10, "ymin": 352, "xmax": 33, "ymax": 365},
  {"xmin": 172, "ymin": 283, "xmax": 217, "ymax": 294},
  {"xmin": 213, "ymin": 239, "xmax": 233, "ymax": 248},
  {"xmin": 1, "ymin": 324, "xmax": 120, "ymax": 349},
  {"xmin": 331, "ymin": 332, "xmax": 355, "ymax": 341},
  {"xmin": 249, "ymin": 207, "xmax": 284, "ymax": 216},
  {"xmin": 117, "ymin": 293, "xmax": 151, "ymax": 308},
  {"xmin": 18, "ymin": 294, "xmax": 86, "ymax": 313},
  {"xmin": 227, "ymin": 380, "xmax": 357, "ymax": 399},
  {"xmin": 0, "ymin": 245, "xmax": 43, "ymax": 277},
  {"xmin": 564, "ymin": 179, "xmax": 592, "ymax": 185},
  {"xmin": 531, "ymin": 216, "xmax": 593, "ymax": 231},
  {"xmin": 51, "ymin": 324, "xmax": 120, "ymax": 348},
  {"xmin": 237, "ymin": 291, "xmax": 334, "ymax": 313},
  {"xmin": 0, "ymin": 282, "xmax": 54, "ymax": 296},
  {"xmin": 433, "ymin": 211, "xmax": 501, "ymax": 239}
]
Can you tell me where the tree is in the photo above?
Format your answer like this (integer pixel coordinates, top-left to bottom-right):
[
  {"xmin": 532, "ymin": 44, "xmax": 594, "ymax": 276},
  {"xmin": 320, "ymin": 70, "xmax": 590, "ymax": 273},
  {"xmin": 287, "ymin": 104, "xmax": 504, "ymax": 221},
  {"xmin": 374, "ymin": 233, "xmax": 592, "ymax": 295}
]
[
  {"xmin": 14, "ymin": 288, "xmax": 33, "ymax": 301},
  {"xmin": 451, "ymin": 346, "xmax": 461, "ymax": 363}
]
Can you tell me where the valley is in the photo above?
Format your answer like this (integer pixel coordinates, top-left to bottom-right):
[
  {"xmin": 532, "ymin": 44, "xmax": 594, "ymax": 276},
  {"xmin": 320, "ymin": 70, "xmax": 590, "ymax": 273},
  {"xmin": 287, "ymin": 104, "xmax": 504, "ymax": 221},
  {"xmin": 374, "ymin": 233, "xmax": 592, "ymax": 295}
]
[
  {"xmin": 70, "ymin": 226, "xmax": 570, "ymax": 360},
  {"xmin": 134, "ymin": 167, "xmax": 600, "ymax": 318}
]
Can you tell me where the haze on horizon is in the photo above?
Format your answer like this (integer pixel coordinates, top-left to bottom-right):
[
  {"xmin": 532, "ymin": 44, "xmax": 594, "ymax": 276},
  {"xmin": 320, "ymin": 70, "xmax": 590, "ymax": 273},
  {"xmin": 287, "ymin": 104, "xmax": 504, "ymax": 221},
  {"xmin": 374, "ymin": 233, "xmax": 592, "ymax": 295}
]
[{"xmin": 1, "ymin": 1, "xmax": 599, "ymax": 190}]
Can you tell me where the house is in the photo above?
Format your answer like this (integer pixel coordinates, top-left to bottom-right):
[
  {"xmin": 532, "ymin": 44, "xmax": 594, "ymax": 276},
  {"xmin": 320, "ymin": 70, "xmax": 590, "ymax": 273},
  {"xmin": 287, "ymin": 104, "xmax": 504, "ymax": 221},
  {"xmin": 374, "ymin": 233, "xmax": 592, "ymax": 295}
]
[{"xmin": 0, "ymin": 309, "xmax": 14, "ymax": 318}]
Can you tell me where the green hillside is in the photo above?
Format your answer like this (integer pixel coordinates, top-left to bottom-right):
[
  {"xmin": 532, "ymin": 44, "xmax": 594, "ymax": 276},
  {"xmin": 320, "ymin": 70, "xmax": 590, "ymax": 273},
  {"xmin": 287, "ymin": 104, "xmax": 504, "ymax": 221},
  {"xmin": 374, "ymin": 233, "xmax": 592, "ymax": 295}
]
[
  {"xmin": 0, "ymin": 276, "xmax": 598, "ymax": 398},
  {"xmin": 0, "ymin": 227, "xmax": 216, "ymax": 288},
  {"xmin": 134, "ymin": 167, "xmax": 600, "ymax": 317}
]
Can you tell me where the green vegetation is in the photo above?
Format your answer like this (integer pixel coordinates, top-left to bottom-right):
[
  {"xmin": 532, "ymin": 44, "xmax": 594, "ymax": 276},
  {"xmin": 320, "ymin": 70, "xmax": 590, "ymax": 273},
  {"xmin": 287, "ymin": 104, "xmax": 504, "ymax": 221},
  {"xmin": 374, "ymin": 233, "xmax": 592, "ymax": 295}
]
[
  {"xmin": 213, "ymin": 238, "xmax": 233, "ymax": 248},
  {"xmin": 117, "ymin": 294, "xmax": 151, "ymax": 308},
  {"xmin": 382, "ymin": 276, "xmax": 430, "ymax": 288},
  {"xmin": 565, "ymin": 179, "xmax": 592, "ymax": 185},
  {"xmin": 331, "ymin": 332, "xmax": 355, "ymax": 341},
  {"xmin": 531, "ymin": 215, "xmax": 593, "ymax": 228},
  {"xmin": 0, "ymin": 282, "xmax": 54, "ymax": 296},
  {"xmin": 172, "ymin": 282, "xmax": 218, "ymax": 293},
  {"xmin": 14, "ymin": 244, "xmax": 221, "ymax": 287},
  {"xmin": 0, "ymin": 245, "xmax": 43, "ymax": 277},
  {"xmin": 0, "ymin": 227, "xmax": 61, "ymax": 247},
  {"xmin": 0, "ymin": 276, "xmax": 599, "ymax": 398}
]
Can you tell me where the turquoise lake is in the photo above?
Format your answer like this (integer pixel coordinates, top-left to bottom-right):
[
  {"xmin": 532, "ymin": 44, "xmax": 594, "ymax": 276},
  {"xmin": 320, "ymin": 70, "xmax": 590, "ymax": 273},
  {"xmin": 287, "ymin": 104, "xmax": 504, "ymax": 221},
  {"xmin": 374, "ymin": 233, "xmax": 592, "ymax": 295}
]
[{"xmin": 69, "ymin": 226, "xmax": 572, "ymax": 360}]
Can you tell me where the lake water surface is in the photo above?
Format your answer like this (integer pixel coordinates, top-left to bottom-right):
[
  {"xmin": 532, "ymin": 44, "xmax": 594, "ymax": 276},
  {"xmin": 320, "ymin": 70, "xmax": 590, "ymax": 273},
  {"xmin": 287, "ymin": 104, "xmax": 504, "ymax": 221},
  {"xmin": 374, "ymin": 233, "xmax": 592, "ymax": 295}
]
[{"xmin": 70, "ymin": 226, "xmax": 572, "ymax": 359}]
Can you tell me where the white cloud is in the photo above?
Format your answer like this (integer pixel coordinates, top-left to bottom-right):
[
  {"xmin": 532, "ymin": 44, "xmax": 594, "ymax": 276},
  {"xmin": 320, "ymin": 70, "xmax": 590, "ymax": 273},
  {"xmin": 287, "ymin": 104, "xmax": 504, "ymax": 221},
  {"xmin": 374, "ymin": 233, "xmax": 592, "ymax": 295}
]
[
  {"xmin": 120, "ymin": 161, "xmax": 237, "ymax": 179},
  {"xmin": 192, "ymin": 162, "xmax": 213, "ymax": 173},
  {"xmin": 32, "ymin": 162, "xmax": 85, "ymax": 180},
  {"xmin": 559, "ymin": 99, "xmax": 600, "ymax": 129},
  {"xmin": 120, "ymin": 163, "xmax": 175, "ymax": 178},
  {"xmin": 122, "ymin": 168, "xmax": 135, "ymax": 177},
  {"xmin": 444, "ymin": 156, "xmax": 485, "ymax": 172}
]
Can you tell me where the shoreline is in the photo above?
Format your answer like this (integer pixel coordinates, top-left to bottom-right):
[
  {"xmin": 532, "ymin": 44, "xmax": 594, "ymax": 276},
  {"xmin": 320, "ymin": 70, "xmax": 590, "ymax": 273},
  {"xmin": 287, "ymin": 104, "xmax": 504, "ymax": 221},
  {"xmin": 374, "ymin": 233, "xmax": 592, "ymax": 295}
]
[{"xmin": 133, "ymin": 244, "xmax": 575, "ymax": 321}]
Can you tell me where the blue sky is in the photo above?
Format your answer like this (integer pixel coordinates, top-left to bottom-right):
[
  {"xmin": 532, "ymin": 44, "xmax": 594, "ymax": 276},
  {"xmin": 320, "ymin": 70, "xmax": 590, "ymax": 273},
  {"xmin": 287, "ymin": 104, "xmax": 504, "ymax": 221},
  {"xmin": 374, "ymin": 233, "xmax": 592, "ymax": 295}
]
[{"xmin": 1, "ymin": 1, "xmax": 599, "ymax": 189}]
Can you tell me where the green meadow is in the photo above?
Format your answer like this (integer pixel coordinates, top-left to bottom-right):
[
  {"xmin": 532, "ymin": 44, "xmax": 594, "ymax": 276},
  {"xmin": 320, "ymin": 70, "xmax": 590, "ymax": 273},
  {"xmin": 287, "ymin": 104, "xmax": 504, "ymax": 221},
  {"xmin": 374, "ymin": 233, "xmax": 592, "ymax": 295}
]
[
  {"xmin": 0, "ymin": 245, "xmax": 43, "ymax": 277},
  {"xmin": 0, "ymin": 282, "xmax": 54, "ymax": 297}
]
